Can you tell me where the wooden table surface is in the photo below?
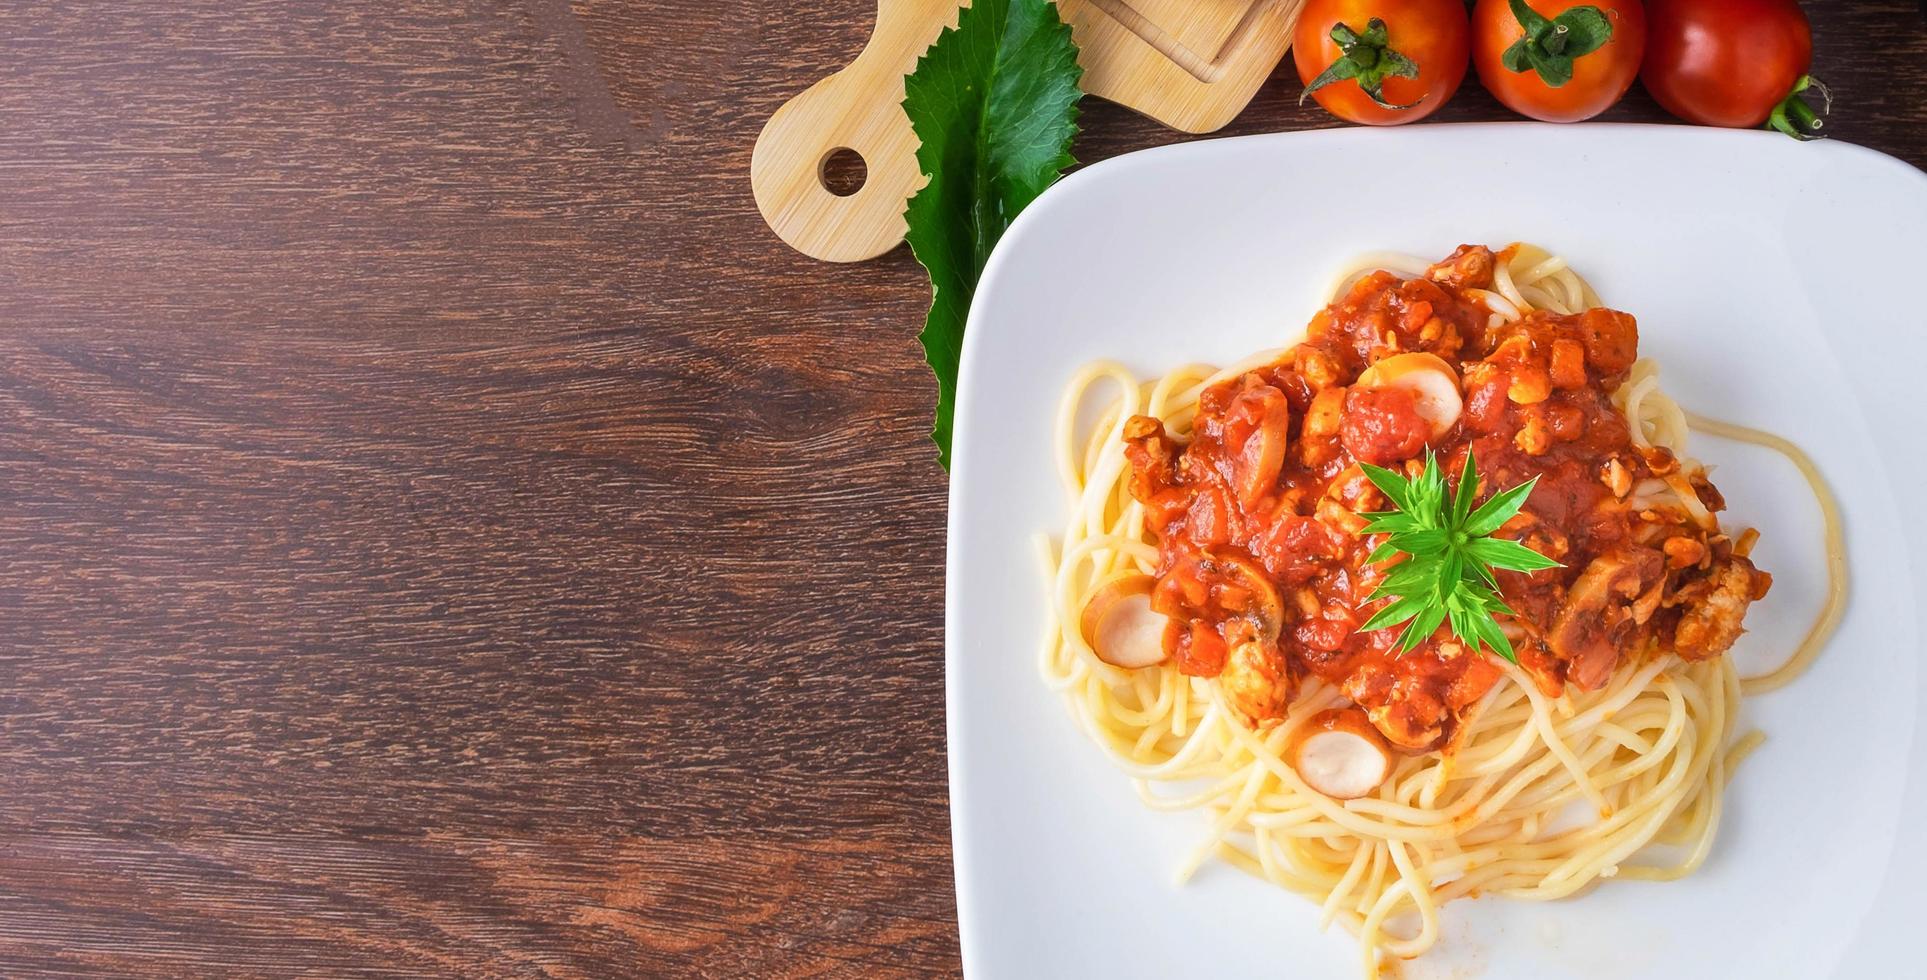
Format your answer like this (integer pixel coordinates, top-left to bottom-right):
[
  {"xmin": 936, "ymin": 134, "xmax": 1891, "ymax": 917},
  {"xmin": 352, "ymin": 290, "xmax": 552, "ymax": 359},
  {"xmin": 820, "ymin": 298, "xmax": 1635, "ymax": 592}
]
[{"xmin": 2, "ymin": 2, "xmax": 1923, "ymax": 976}]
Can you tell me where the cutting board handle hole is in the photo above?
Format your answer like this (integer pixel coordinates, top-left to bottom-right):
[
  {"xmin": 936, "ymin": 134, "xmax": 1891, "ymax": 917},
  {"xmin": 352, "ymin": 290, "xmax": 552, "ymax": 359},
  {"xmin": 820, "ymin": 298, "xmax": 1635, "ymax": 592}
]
[{"xmin": 818, "ymin": 147, "xmax": 868, "ymax": 197}]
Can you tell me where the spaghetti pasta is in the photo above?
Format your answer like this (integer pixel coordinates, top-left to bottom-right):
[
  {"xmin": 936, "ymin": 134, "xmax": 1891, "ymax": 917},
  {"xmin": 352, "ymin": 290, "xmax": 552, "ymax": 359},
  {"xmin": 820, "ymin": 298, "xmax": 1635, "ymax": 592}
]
[{"xmin": 1039, "ymin": 244, "xmax": 1846, "ymax": 976}]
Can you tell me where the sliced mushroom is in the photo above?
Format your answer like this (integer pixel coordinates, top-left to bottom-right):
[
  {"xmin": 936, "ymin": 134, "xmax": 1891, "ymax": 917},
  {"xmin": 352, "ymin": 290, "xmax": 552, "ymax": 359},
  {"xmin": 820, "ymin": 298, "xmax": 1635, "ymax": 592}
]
[
  {"xmin": 1226, "ymin": 385, "xmax": 1290, "ymax": 507},
  {"xmin": 1288, "ymin": 708, "xmax": 1392, "ymax": 800},
  {"xmin": 1183, "ymin": 551, "xmax": 1286, "ymax": 648},
  {"xmin": 1079, "ymin": 575, "xmax": 1169, "ymax": 669},
  {"xmin": 1549, "ymin": 548, "xmax": 1665, "ymax": 690},
  {"xmin": 1356, "ymin": 352, "xmax": 1463, "ymax": 440}
]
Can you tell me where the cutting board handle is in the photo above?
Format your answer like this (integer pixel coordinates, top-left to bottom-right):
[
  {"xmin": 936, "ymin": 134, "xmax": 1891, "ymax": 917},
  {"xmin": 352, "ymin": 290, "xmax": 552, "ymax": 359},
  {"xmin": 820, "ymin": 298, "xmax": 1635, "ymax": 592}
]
[
  {"xmin": 751, "ymin": 0, "xmax": 960, "ymax": 263},
  {"xmin": 753, "ymin": 1, "xmax": 1303, "ymax": 262}
]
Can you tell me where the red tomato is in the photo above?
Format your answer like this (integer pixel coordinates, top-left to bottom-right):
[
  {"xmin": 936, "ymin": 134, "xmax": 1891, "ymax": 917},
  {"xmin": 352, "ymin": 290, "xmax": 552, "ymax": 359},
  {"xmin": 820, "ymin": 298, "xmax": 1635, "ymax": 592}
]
[
  {"xmin": 1472, "ymin": 0, "xmax": 1646, "ymax": 123},
  {"xmin": 1292, "ymin": 0, "xmax": 1470, "ymax": 126},
  {"xmin": 1642, "ymin": 0, "xmax": 1821, "ymax": 134}
]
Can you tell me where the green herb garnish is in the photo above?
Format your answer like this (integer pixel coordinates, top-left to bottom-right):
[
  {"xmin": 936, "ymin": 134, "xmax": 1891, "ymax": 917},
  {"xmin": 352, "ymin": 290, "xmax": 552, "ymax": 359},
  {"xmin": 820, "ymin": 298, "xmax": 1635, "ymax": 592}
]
[
  {"xmin": 1356, "ymin": 450, "xmax": 1562, "ymax": 662},
  {"xmin": 1499, "ymin": 0, "xmax": 1614, "ymax": 89},
  {"xmin": 903, "ymin": 0, "xmax": 1084, "ymax": 469}
]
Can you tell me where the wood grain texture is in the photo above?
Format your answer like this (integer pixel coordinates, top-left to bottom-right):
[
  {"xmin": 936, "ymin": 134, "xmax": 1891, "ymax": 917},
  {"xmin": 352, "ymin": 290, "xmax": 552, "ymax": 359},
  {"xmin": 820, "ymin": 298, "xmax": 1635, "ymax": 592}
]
[
  {"xmin": 752, "ymin": 0, "xmax": 1304, "ymax": 262},
  {"xmin": 0, "ymin": 1, "xmax": 1923, "ymax": 976}
]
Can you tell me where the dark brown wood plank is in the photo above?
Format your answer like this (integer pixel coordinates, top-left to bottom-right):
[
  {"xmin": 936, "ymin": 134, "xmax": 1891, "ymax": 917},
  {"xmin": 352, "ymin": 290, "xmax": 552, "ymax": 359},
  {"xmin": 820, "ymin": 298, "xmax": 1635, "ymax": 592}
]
[{"xmin": 0, "ymin": 0, "xmax": 1922, "ymax": 976}]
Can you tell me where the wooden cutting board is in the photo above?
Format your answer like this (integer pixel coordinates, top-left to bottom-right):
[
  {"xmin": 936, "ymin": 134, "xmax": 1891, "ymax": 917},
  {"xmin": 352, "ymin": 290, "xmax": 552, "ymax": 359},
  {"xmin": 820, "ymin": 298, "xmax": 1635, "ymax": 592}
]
[{"xmin": 752, "ymin": 0, "xmax": 1306, "ymax": 262}]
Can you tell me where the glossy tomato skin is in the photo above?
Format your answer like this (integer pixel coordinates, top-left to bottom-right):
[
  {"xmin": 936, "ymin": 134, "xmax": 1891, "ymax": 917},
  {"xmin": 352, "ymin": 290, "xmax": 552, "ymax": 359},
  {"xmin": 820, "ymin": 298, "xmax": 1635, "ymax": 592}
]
[
  {"xmin": 1472, "ymin": 0, "xmax": 1646, "ymax": 123},
  {"xmin": 1643, "ymin": 0, "xmax": 1812, "ymax": 127},
  {"xmin": 1292, "ymin": 0, "xmax": 1471, "ymax": 126}
]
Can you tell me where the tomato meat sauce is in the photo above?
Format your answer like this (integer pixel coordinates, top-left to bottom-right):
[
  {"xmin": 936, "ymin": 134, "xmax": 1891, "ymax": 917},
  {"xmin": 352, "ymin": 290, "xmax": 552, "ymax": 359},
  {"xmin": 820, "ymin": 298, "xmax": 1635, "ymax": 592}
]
[{"xmin": 1122, "ymin": 245, "xmax": 1770, "ymax": 752}]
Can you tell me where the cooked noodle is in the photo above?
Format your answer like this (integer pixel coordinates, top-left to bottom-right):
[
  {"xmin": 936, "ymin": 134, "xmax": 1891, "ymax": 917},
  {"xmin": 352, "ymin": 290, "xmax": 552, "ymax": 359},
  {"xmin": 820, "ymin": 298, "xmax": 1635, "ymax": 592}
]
[{"xmin": 1038, "ymin": 244, "xmax": 1846, "ymax": 976}]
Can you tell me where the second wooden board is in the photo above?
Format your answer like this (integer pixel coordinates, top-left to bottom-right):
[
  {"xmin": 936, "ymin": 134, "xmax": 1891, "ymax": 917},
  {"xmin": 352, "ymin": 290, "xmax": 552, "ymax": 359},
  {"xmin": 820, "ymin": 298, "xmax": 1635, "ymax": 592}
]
[{"xmin": 751, "ymin": 0, "xmax": 1306, "ymax": 262}]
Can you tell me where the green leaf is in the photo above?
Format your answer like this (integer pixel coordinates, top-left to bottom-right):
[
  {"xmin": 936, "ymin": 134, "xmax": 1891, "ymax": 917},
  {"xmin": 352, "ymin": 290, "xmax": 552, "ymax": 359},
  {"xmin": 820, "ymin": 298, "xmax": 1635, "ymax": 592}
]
[
  {"xmin": 1358, "ymin": 462, "xmax": 1415, "ymax": 513},
  {"xmin": 1404, "ymin": 602, "xmax": 1448, "ymax": 651},
  {"xmin": 1438, "ymin": 548, "xmax": 1464, "ymax": 594},
  {"xmin": 903, "ymin": 0, "xmax": 1083, "ymax": 469},
  {"xmin": 1360, "ymin": 511, "xmax": 1421, "ymax": 535},
  {"xmin": 1360, "ymin": 592, "xmax": 1429, "ymax": 633},
  {"xmin": 1443, "ymin": 592, "xmax": 1476, "ymax": 647},
  {"xmin": 1383, "ymin": 557, "xmax": 1441, "ymax": 589},
  {"xmin": 1466, "ymin": 580, "xmax": 1519, "ymax": 619},
  {"xmin": 1469, "ymin": 556, "xmax": 1500, "ymax": 591},
  {"xmin": 1552, "ymin": 7, "xmax": 1614, "ymax": 59},
  {"xmin": 1451, "ymin": 450, "xmax": 1479, "ymax": 529},
  {"xmin": 1367, "ymin": 559, "xmax": 1440, "ymax": 604},
  {"xmin": 1389, "ymin": 528, "xmax": 1449, "ymax": 557},
  {"xmin": 1348, "ymin": 443, "xmax": 1547, "ymax": 662},
  {"xmin": 1466, "ymin": 536, "xmax": 1563, "ymax": 572},
  {"xmin": 1465, "ymin": 476, "xmax": 1540, "ymax": 537},
  {"xmin": 1368, "ymin": 563, "xmax": 1434, "ymax": 604},
  {"xmin": 1473, "ymin": 612, "xmax": 1517, "ymax": 663},
  {"xmin": 1415, "ymin": 451, "xmax": 1448, "ymax": 518},
  {"xmin": 1395, "ymin": 608, "xmax": 1437, "ymax": 652}
]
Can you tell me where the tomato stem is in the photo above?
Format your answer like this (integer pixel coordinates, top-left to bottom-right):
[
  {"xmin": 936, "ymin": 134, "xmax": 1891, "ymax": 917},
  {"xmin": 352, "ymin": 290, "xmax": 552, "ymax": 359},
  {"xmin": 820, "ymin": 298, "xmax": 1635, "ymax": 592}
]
[
  {"xmin": 1544, "ymin": 24, "xmax": 1570, "ymax": 57},
  {"xmin": 1299, "ymin": 17, "xmax": 1421, "ymax": 111},
  {"xmin": 1766, "ymin": 76, "xmax": 1832, "ymax": 141},
  {"xmin": 1500, "ymin": 0, "xmax": 1612, "ymax": 89}
]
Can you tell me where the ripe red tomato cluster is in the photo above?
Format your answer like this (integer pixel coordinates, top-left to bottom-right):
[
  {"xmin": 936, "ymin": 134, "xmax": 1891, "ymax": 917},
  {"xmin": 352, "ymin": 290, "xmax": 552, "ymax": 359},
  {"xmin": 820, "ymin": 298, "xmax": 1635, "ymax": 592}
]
[{"xmin": 1291, "ymin": 0, "xmax": 1827, "ymax": 137}]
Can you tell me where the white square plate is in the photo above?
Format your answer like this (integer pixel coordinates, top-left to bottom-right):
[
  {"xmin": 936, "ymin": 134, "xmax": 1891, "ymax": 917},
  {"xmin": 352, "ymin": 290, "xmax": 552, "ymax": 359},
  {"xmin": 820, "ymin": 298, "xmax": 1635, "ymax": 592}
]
[{"xmin": 947, "ymin": 124, "xmax": 1927, "ymax": 980}]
